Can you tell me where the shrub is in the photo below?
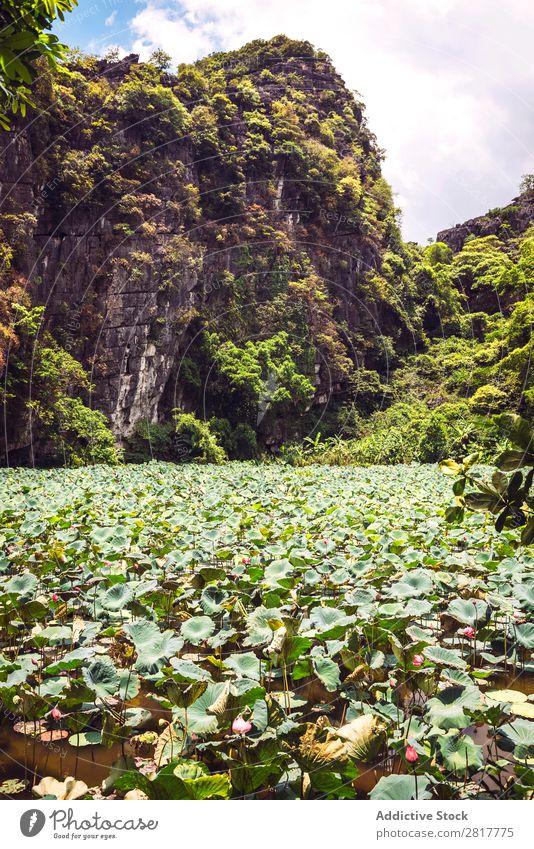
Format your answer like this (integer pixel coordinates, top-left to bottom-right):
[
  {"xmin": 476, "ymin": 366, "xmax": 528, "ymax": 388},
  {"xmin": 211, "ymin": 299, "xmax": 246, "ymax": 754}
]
[
  {"xmin": 469, "ymin": 384, "xmax": 508, "ymax": 415},
  {"xmin": 173, "ymin": 412, "xmax": 226, "ymax": 464},
  {"xmin": 125, "ymin": 420, "xmax": 175, "ymax": 462},
  {"xmin": 418, "ymin": 416, "xmax": 449, "ymax": 463},
  {"xmin": 48, "ymin": 397, "xmax": 120, "ymax": 466},
  {"xmin": 210, "ymin": 418, "xmax": 258, "ymax": 460},
  {"xmin": 115, "ymin": 80, "xmax": 190, "ymax": 144}
]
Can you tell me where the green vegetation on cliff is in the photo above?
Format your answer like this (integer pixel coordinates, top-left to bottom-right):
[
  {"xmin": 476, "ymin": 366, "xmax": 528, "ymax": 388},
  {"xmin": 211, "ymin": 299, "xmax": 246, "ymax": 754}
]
[{"xmin": 0, "ymin": 34, "xmax": 532, "ymax": 466}]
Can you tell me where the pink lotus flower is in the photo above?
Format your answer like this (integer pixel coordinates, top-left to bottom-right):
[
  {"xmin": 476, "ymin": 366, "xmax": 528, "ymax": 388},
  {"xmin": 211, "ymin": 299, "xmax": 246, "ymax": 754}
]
[
  {"xmin": 73, "ymin": 587, "xmax": 81, "ymax": 593},
  {"xmin": 405, "ymin": 745, "xmax": 418, "ymax": 763},
  {"xmin": 232, "ymin": 716, "xmax": 252, "ymax": 735},
  {"xmin": 463, "ymin": 626, "xmax": 476, "ymax": 639},
  {"xmin": 241, "ymin": 556, "xmax": 251, "ymax": 565},
  {"xmin": 389, "ymin": 679, "xmax": 396, "ymax": 688},
  {"xmin": 51, "ymin": 707, "xmax": 62, "ymax": 721},
  {"xmin": 412, "ymin": 654, "xmax": 424, "ymax": 667},
  {"xmin": 51, "ymin": 593, "xmax": 59, "ymax": 602}
]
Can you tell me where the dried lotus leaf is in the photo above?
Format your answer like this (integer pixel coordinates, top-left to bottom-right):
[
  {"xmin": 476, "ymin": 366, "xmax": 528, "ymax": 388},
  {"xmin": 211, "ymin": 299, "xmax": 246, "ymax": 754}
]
[{"xmin": 332, "ymin": 713, "xmax": 387, "ymax": 763}]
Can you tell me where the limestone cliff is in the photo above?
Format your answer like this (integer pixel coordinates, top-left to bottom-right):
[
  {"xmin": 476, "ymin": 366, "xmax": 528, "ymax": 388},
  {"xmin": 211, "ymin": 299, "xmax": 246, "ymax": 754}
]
[{"xmin": 0, "ymin": 37, "xmax": 419, "ymax": 462}]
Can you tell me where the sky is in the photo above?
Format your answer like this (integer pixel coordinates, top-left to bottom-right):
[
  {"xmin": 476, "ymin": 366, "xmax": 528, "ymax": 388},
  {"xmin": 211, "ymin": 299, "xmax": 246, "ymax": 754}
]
[{"xmin": 54, "ymin": 0, "xmax": 534, "ymax": 243}]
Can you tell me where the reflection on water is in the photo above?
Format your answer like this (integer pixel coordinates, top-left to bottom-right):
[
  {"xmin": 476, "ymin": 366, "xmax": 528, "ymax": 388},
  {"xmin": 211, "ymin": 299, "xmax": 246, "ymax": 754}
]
[
  {"xmin": 0, "ymin": 689, "xmax": 170, "ymax": 794},
  {"xmin": 0, "ymin": 725, "xmax": 130, "ymax": 787}
]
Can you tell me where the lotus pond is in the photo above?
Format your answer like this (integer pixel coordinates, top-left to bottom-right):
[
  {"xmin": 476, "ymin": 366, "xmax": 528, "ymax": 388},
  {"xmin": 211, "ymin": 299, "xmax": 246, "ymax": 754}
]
[{"xmin": 0, "ymin": 461, "xmax": 533, "ymax": 801}]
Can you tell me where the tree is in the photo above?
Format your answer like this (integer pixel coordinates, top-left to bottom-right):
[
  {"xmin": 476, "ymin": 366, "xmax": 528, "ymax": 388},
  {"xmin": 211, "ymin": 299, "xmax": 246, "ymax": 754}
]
[
  {"xmin": 149, "ymin": 49, "xmax": 173, "ymax": 72},
  {"xmin": 0, "ymin": 0, "xmax": 77, "ymax": 129},
  {"xmin": 519, "ymin": 174, "xmax": 534, "ymax": 194}
]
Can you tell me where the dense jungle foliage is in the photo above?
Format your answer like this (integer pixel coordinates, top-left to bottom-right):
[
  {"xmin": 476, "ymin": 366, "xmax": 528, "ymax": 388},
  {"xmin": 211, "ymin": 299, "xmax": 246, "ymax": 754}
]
[{"xmin": 0, "ymin": 35, "xmax": 531, "ymax": 468}]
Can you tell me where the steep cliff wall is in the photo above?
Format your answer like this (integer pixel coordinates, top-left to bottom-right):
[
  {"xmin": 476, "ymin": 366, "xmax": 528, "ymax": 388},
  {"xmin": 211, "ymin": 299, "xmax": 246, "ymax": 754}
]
[
  {"xmin": 437, "ymin": 190, "xmax": 534, "ymax": 252},
  {"xmin": 0, "ymin": 37, "xmax": 420, "ymax": 462}
]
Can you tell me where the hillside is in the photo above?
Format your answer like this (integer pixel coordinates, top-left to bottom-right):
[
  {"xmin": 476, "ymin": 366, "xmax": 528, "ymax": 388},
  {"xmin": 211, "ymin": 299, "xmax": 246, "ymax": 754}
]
[
  {"xmin": 0, "ymin": 35, "xmax": 532, "ymax": 467},
  {"xmin": 0, "ymin": 36, "xmax": 430, "ymax": 465}
]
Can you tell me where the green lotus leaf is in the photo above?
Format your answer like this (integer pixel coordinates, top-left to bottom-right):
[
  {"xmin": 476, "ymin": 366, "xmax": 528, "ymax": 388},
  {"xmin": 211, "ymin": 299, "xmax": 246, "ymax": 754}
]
[
  {"xmin": 388, "ymin": 570, "xmax": 433, "ymax": 598},
  {"xmin": 123, "ymin": 708, "xmax": 152, "ymax": 730},
  {"xmin": 370, "ymin": 774, "xmax": 432, "ymax": 800},
  {"xmin": 44, "ymin": 647, "xmax": 95, "ymax": 675},
  {"xmin": 498, "ymin": 718, "xmax": 534, "ymax": 750},
  {"xmin": 40, "ymin": 676, "xmax": 68, "ymax": 698},
  {"xmin": 170, "ymin": 658, "xmax": 212, "ymax": 682},
  {"xmin": 200, "ymin": 585, "xmax": 228, "ymax": 615},
  {"xmin": 312, "ymin": 655, "xmax": 341, "ymax": 691},
  {"xmin": 36, "ymin": 625, "xmax": 72, "ymax": 645},
  {"xmin": 69, "ymin": 731, "xmax": 102, "ymax": 747},
  {"xmin": 426, "ymin": 686, "xmax": 480, "ymax": 730},
  {"xmin": 224, "ymin": 652, "xmax": 263, "ymax": 681},
  {"xmin": 263, "ymin": 558, "xmax": 294, "ymax": 587},
  {"xmin": 100, "ymin": 583, "xmax": 134, "ymax": 612},
  {"xmin": 5, "ymin": 572, "xmax": 37, "ymax": 600},
  {"xmin": 172, "ymin": 772, "xmax": 231, "ymax": 800},
  {"xmin": 124, "ymin": 619, "xmax": 183, "ymax": 674},
  {"xmin": 82, "ymin": 657, "xmax": 119, "ymax": 699},
  {"xmin": 438, "ymin": 734, "xmax": 483, "ymax": 774},
  {"xmin": 180, "ymin": 615, "xmax": 215, "ymax": 645},
  {"xmin": 404, "ymin": 598, "xmax": 433, "ymax": 616},
  {"xmin": 514, "ymin": 623, "xmax": 534, "ymax": 649},
  {"xmin": 423, "ymin": 645, "xmax": 467, "ymax": 669},
  {"xmin": 117, "ymin": 670, "xmax": 141, "ymax": 701},
  {"xmin": 174, "ymin": 683, "xmax": 226, "ymax": 735},
  {"xmin": 446, "ymin": 598, "xmax": 491, "ymax": 626},
  {"xmin": 309, "ymin": 606, "xmax": 355, "ymax": 635},
  {"xmin": 244, "ymin": 606, "xmax": 282, "ymax": 647},
  {"xmin": 514, "ymin": 582, "xmax": 534, "ymax": 611}
]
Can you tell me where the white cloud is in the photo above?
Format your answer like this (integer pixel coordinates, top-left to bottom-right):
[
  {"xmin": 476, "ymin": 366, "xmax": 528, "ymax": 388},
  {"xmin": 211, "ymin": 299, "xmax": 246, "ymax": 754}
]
[
  {"xmin": 127, "ymin": 0, "xmax": 534, "ymax": 241},
  {"xmin": 130, "ymin": 5, "xmax": 216, "ymax": 64},
  {"xmin": 105, "ymin": 11, "xmax": 117, "ymax": 27}
]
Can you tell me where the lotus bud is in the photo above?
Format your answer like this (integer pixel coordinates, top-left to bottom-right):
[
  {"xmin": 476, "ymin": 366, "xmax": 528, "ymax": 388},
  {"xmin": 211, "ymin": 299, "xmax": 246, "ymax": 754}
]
[
  {"xmin": 405, "ymin": 745, "xmax": 418, "ymax": 763},
  {"xmin": 51, "ymin": 707, "xmax": 62, "ymax": 721},
  {"xmin": 412, "ymin": 654, "xmax": 424, "ymax": 667},
  {"xmin": 51, "ymin": 593, "xmax": 59, "ymax": 602},
  {"xmin": 232, "ymin": 716, "xmax": 252, "ymax": 735},
  {"xmin": 463, "ymin": 626, "xmax": 476, "ymax": 639}
]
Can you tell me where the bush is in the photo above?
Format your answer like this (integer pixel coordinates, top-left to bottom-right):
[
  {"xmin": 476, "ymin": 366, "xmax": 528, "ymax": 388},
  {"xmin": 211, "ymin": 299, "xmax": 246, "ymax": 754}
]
[
  {"xmin": 210, "ymin": 418, "xmax": 258, "ymax": 459},
  {"xmin": 115, "ymin": 80, "xmax": 190, "ymax": 144},
  {"xmin": 418, "ymin": 416, "xmax": 449, "ymax": 463},
  {"xmin": 125, "ymin": 420, "xmax": 175, "ymax": 462},
  {"xmin": 49, "ymin": 397, "xmax": 120, "ymax": 466},
  {"xmin": 173, "ymin": 412, "xmax": 226, "ymax": 464},
  {"xmin": 469, "ymin": 384, "xmax": 508, "ymax": 415}
]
